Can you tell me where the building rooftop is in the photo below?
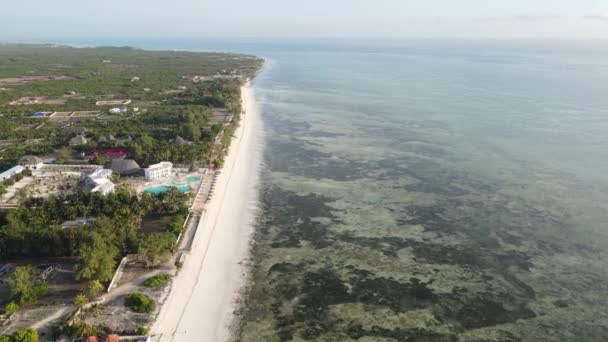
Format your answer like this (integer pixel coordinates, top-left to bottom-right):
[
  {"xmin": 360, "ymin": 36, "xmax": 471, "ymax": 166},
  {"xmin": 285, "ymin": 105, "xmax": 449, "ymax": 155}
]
[
  {"xmin": 106, "ymin": 159, "xmax": 141, "ymax": 176},
  {"xmin": 19, "ymin": 155, "xmax": 43, "ymax": 165}
]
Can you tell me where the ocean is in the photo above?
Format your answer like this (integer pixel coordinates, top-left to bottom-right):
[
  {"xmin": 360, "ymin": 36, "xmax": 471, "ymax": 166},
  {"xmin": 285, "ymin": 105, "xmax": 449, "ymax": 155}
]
[{"xmin": 56, "ymin": 38, "xmax": 608, "ymax": 340}]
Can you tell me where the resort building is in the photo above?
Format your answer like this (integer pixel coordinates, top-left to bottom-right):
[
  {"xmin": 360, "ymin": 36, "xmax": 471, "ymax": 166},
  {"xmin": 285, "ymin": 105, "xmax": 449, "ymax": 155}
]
[
  {"xmin": 69, "ymin": 134, "xmax": 88, "ymax": 147},
  {"xmin": 145, "ymin": 161, "xmax": 173, "ymax": 181},
  {"xmin": 83, "ymin": 168, "xmax": 115, "ymax": 195},
  {"xmin": 90, "ymin": 178, "xmax": 115, "ymax": 195},
  {"xmin": 61, "ymin": 217, "xmax": 95, "ymax": 229},
  {"xmin": 85, "ymin": 148, "xmax": 128, "ymax": 161},
  {"xmin": 19, "ymin": 155, "xmax": 44, "ymax": 170},
  {"xmin": 0, "ymin": 165, "xmax": 24, "ymax": 182},
  {"xmin": 106, "ymin": 159, "xmax": 141, "ymax": 176}
]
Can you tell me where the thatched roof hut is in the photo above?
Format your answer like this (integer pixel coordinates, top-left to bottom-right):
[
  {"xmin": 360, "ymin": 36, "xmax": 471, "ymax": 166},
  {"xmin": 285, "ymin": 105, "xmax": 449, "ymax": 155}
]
[{"xmin": 106, "ymin": 159, "xmax": 141, "ymax": 176}]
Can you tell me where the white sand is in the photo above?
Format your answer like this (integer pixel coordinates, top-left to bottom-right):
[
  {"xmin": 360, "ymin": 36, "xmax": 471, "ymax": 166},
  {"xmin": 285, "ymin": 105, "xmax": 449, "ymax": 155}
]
[{"xmin": 151, "ymin": 82, "xmax": 263, "ymax": 341}]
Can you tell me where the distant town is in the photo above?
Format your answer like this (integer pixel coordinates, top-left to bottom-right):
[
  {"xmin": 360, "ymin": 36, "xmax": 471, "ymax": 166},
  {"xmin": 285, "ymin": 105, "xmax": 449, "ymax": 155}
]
[{"xmin": 0, "ymin": 44, "xmax": 263, "ymax": 341}]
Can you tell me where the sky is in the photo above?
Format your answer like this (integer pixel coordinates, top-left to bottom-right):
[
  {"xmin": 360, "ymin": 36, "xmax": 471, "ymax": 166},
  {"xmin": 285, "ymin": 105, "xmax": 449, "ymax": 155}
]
[{"xmin": 1, "ymin": 0, "xmax": 607, "ymax": 40}]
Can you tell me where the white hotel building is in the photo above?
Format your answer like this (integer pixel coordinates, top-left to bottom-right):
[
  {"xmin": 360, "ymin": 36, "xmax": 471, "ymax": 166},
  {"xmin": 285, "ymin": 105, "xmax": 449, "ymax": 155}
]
[{"xmin": 144, "ymin": 161, "xmax": 173, "ymax": 181}]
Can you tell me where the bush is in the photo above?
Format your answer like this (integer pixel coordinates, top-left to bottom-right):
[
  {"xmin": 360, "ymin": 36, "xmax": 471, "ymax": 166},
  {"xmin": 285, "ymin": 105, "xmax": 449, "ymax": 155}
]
[
  {"xmin": 73, "ymin": 293, "xmax": 88, "ymax": 308},
  {"xmin": 14, "ymin": 328, "xmax": 38, "ymax": 342},
  {"xmin": 0, "ymin": 335, "xmax": 11, "ymax": 342},
  {"xmin": 125, "ymin": 293, "xmax": 155, "ymax": 313},
  {"xmin": 143, "ymin": 274, "xmax": 171, "ymax": 288},
  {"xmin": 135, "ymin": 324, "xmax": 149, "ymax": 335},
  {"xmin": 4, "ymin": 302, "xmax": 18, "ymax": 316},
  {"xmin": 174, "ymin": 261, "xmax": 183, "ymax": 270}
]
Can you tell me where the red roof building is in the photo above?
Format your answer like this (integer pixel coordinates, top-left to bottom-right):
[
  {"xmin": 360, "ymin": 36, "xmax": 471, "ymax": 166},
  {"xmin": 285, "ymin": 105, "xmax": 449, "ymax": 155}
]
[{"xmin": 85, "ymin": 148, "xmax": 128, "ymax": 160}]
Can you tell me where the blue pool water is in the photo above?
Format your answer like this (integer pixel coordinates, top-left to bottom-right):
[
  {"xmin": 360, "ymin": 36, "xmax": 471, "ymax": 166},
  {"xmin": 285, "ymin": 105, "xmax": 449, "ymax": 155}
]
[{"xmin": 144, "ymin": 176, "xmax": 202, "ymax": 194}]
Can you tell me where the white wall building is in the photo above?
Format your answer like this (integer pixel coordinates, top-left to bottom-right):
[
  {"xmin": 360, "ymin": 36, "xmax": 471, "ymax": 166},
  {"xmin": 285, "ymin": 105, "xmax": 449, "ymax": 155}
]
[
  {"xmin": 90, "ymin": 178, "xmax": 115, "ymax": 195},
  {"xmin": 84, "ymin": 168, "xmax": 115, "ymax": 195},
  {"xmin": 19, "ymin": 155, "xmax": 44, "ymax": 170},
  {"xmin": 0, "ymin": 165, "xmax": 24, "ymax": 182},
  {"xmin": 144, "ymin": 161, "xmax": 173, "ymax": 181}
]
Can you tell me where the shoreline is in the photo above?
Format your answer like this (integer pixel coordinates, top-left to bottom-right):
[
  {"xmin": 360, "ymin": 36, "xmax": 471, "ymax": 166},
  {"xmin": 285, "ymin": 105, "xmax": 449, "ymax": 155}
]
[{"xmin": 151, "ymin": 81, "xmax": 263, "ymax": 341}]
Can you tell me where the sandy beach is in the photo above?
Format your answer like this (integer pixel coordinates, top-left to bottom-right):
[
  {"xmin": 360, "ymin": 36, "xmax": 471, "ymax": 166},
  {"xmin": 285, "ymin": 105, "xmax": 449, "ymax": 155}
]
[{"xmin": 151, "ymin": 82, "xmax": 262, "ymax": 341}]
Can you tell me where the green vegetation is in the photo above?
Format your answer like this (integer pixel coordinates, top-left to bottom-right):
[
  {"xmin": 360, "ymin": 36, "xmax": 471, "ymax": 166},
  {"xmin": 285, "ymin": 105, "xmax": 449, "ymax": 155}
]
[
  {"xmin": 85, "ymin": 280, "xmax": 105, "ymax": 298},
  {"xmin": 125, "ymin": 293, "xmax": 155, "ymax": 313},
  {"xmin": 0, "ymin": 45, "xmax": 262, "ymax": 324},
  {"xmin": 0, "ymin": 44, "xmax": 262, "ymax": 170},
  {"xmin": 138, "ymin": 232, "xmax": 174, "ymax": 267},
  {"xmin": 0, "ymin": 189, "xmax": 189, "ymax": 283},
  {"xmin": 73, "ymin": 293, "xmax": 88, "ymax": 308},
  {"xmin": 143, "ymin": 274, "xmax": 172, "ymax": 288},
  {"xmin": 3, "ymin": 302, "xmax": 18, "ymax": 316},
  {"xmin": 6, "ymin": 266, "xmax": 48, "ymax": 305},
  {"xmin": 135, "ymin": 324, "xmax": 149, "ymax": 335},
  {"xmin": 14, "ymin": 328, "xmax": 38, "ymax": 342}
]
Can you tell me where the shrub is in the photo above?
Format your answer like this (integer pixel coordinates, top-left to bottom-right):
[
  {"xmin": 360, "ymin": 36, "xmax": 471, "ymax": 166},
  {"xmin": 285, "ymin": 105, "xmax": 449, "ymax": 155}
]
[
  {"xmin": 125, "ymin": 293, "xmax": 155, "ymax": 313},
  {"xmin": 4, "ymin": 302, "xmax": 18, "ymax": 316},
  {"xmin": 73, "ymin": 293, "xmax": 88, "ymax": 308},
  {"xmin": 86, "ymin": 280, "xmax": 104, "ymax": 298},
  {"xmin": 174, "ymin": 261, "xmax": 183, "ymax": 270},
  {"xmin": 14, "ymin": 328, "xmax": 38, "ymax": 342},
  {"xmin": 0, "ymin": 335, "xmax": 11, "ymax": 342},
  {"xmin": 135, "ymin": 324, "xmax": 149, "ymax": 335},
  {"xmin": 143, "ymin": 274, "xmax": 171, "ymax": 288}
]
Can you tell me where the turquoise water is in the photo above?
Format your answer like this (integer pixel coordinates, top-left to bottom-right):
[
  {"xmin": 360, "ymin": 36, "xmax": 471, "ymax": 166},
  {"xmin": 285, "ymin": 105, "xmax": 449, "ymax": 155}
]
[
  {"xmin": 144, "ymin": 176, "xmax": 201, "ymax": 194},
  {"xmin": 185, "ymin": 176, "xmax": 201, "ymax": 183},
  {"xmin": 52, "ymin": 38, "xmax": 608, "ymax": 341},
  {"xmin": 144, "ymin": 185, "xmax": 190, "ymax": 194}
]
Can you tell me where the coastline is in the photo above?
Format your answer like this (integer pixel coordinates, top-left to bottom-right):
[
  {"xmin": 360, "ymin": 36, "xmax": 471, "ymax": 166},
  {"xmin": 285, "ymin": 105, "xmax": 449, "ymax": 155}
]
[{"xmin": 151, "ymin": 81, "xmax": 263, "ymax": 341}]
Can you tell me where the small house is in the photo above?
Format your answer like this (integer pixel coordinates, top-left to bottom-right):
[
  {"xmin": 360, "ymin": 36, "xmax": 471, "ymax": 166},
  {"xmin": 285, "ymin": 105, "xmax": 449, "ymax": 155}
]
[
  {"xmin": 172, "ymin": 135, "xmax": 191, "ymax": 145},
  {"xmin": 69, "ymin": 134, "xmax": 88, "ymax": 147},
  {"xmin": 19, "ymin": 155, "xmax": 43, "ymax": 170},
  {"xmin": 99, "ymin": 134, "xmax": 116, "ymax": 143}
]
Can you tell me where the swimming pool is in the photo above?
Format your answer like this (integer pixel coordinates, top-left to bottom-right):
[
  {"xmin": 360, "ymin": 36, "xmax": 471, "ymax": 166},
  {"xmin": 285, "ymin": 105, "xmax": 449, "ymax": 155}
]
[{"xmin": 144, "ymin": 175, "xmax": 202, "ymax": 194}]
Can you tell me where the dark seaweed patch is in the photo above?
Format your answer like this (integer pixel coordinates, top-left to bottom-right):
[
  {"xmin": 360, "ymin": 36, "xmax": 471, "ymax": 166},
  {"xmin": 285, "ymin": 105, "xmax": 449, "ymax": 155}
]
[
  {"xmin": 349, "ymin": 274, "xmax": 436, "ymax": 312},
  {"xmin": 438, "ymin": 289, "xmax": 536, "ymax": 329},
  {"xmin": 266, "ymin": 140, "xmax": 332, "ymax": 173},
  {"xmin": 345, "ymin": 323, "xmax": 458, "ymax": 342},
  {"xmin": 261, "ymin": 187, "xmax": 338, "ymax": 248}
]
